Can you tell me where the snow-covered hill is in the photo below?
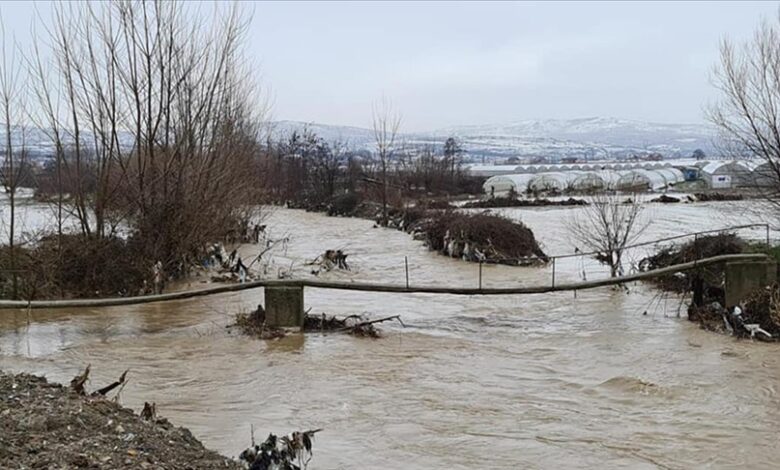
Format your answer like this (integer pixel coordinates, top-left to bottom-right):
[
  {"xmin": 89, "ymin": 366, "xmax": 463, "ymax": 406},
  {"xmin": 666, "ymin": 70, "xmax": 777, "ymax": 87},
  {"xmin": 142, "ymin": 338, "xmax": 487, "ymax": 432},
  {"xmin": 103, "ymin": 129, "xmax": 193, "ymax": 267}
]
[
  {"xmin": 2, "ymin": 117, "xmax": 718, "ymax": 165},
  {"xmin": 273, "ymin": 117, "xmax": 717, "ymax": 161}
]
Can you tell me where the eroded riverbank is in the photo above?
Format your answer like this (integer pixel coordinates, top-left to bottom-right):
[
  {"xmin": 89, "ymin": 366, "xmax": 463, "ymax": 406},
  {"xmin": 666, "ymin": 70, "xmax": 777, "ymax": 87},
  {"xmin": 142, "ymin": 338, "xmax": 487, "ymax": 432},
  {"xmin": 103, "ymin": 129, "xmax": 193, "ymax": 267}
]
[{"xmin": 0, "ymin": 370, "xmax": 240, "ymax": 469}]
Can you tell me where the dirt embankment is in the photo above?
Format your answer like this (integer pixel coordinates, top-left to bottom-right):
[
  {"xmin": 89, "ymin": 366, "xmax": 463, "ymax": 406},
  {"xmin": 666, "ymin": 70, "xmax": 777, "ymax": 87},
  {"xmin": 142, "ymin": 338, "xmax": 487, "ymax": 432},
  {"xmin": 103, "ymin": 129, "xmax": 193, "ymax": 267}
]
[{"xmin": 0, "ymin": 371, "xmax": 241, "ymax": 470}]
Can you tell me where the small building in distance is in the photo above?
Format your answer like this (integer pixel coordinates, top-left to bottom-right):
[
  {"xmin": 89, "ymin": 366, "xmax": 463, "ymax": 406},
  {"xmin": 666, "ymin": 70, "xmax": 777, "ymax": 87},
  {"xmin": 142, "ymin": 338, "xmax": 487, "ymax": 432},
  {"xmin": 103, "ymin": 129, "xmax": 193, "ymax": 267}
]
[{"xmin": 700, "ymin": 161, "xmax": 756, "ymax": 189}]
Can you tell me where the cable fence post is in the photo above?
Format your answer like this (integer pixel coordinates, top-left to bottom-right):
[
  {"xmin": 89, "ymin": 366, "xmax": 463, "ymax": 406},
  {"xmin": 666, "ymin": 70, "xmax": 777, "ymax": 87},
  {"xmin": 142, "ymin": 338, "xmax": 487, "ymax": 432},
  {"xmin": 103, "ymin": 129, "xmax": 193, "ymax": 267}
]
[
  {"xmin": 479, "ymin": 260, "xmax": 483, "ymax": 290},
  {"xmin": 404, "ymin": 256, "xmax": 409, "ymax": 289},
  {"xmin": 767, "ymin": 224, "xmax": 771, "ymax": 247}
]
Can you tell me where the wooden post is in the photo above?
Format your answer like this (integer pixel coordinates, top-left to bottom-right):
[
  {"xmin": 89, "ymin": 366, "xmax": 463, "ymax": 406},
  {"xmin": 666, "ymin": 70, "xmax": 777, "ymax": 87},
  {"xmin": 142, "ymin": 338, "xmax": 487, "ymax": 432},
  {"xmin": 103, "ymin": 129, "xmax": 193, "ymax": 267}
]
[
  {"xmin": 551, "ymin": 258, "xmax": 556, "ymax": 288},
  {"xmin": 404, "ymin": 256, "xmax": 409, "ymax": 289},
  {"xmin": 478, "ymin": 261, "xmax": 483, "ymax": 290}
]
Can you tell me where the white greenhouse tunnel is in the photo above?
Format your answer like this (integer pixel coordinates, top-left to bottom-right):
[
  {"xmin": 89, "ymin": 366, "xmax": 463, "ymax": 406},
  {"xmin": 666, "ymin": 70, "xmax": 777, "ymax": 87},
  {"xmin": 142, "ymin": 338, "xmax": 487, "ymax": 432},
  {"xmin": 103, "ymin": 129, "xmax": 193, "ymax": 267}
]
[{"xmin": 483, "ymin": 168, "xmax": 685, "ymax": 195}]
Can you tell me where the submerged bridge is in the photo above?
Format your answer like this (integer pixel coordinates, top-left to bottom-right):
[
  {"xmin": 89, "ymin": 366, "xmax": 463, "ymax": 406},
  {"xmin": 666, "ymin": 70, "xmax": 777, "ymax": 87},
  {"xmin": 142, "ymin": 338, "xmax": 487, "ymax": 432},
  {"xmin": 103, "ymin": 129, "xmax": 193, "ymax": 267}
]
[{"xmin": 0, "ymin": 253, "xmax": 775, "ymax": 329}]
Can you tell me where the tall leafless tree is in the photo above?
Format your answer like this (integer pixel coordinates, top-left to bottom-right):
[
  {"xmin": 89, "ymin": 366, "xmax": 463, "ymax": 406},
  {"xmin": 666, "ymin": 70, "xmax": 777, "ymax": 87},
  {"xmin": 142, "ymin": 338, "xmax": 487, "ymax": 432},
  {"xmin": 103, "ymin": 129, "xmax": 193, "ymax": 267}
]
[
  {"xmin": 708, "ymin": 13, "xmax": 780, "ymax": 204},
  {"xmin": 36, "ymin": 1, "xmax": 263, "ymax": 264},
  {"xmin": 371, "ymin": 98, "xmax": 401, "ymax": 225},
  {"xmin": 0, "ymin": 17, "xmax": 28, "ymax": 299},
  {"xmin": 567, "ymin": 194, "xmax": 647, "ymax": 278}
]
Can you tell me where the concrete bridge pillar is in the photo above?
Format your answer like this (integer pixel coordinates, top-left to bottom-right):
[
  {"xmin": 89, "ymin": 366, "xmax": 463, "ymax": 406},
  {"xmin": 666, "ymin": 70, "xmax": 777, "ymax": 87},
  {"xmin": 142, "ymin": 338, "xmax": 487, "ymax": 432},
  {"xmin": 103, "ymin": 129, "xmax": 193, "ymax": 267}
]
[
  {"xmin": 725, "ymin": 260, "xmax": 777, "ymax": 308},
  {"xmin": 264, "ymin": 285, "xmax": 305, "ymax": 329}
]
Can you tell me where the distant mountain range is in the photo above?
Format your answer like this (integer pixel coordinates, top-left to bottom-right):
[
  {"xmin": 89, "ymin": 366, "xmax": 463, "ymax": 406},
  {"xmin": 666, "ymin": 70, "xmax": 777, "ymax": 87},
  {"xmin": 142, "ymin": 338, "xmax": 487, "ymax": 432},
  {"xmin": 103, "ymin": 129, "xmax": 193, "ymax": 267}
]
[
  {"xmin": 5, "ymin": 117, "xmax": 718, "ymax": 165},
  {"xmin": 272, "ymin": 117, "xmax": 717, "ymax": 162}
]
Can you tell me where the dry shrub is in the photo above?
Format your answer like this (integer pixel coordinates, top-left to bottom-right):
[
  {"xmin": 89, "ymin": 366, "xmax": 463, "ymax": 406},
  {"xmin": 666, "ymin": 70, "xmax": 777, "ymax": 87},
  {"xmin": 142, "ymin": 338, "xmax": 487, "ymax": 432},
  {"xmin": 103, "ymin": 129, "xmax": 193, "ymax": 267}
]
[
  {"xmin": 327, "ymin": 192, "xmax": 361, "ymax": 216},
  {"xmin": 640, "ymin": 233, "xmax": 745, "ymax": 292},
  {"xmin": 0, "ymin": 235, "xmax": 151, "ymax": 300},
  {"xmin": 423, "ymin": 211, "xmax": 548, "ymax": 265}
]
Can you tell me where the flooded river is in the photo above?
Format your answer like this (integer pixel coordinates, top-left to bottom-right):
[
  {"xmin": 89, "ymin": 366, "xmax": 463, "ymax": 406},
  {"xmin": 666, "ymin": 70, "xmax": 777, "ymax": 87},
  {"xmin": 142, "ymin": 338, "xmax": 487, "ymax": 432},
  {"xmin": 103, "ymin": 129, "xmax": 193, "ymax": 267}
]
[{"xmin": 2, "ymin": 202, "xmax": 780, "ymax": 469}]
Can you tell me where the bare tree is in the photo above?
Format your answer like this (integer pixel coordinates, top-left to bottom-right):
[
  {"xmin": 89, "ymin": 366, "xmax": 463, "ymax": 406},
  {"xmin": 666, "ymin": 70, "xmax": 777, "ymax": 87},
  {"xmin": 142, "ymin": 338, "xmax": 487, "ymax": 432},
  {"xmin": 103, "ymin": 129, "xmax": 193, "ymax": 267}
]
[
  {"xmin": 708, "ymin": 13, "xmax": 780, "ymax": 204},
  {"xmin": 0, "ymin": 16, "xmax": 28, "ymax": 299},
  {"xmin": 443, "ymin": 136, "xmax": 464, "ymax": 178},
  {"xmin": 567, "ymin": 194, "xmax": 647, "ymax": 278},
  {"xmin": 371, "ymin": 98, "xmax": 401, "ymax": 225}
]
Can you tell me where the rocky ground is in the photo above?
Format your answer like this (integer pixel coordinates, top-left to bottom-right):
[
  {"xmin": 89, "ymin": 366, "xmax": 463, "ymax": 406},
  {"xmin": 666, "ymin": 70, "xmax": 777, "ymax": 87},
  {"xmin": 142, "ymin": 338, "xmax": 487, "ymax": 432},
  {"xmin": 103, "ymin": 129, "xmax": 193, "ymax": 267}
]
[{"xmin": 0, "ymin": 371, "xmax": 242, "ymax": 470}]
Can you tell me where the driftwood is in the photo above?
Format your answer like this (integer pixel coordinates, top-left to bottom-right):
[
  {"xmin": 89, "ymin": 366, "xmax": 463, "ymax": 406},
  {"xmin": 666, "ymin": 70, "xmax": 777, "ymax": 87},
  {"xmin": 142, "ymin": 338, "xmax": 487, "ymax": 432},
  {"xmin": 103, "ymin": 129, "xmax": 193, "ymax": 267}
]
[
  {"xmin": 69, "ymin": 365, "xmax": 129, "ymax": 398},
  {"xmin": 92, "ymin": 370, "xmax": 129, "ymax": 397},
  {"xmin": 140, "ymin": 402, "xmax": 157, "ymax": 421},
  {"xmin": 70, "ymin": 364, "xmax": 91, "ymax": 395},
  {"xmin": 337, "ymin": 315, "xmax": 405, "ymax": 338},
  {"xmin": 336, "ymin": 315, "xmax": 404, "ymax": 332}
]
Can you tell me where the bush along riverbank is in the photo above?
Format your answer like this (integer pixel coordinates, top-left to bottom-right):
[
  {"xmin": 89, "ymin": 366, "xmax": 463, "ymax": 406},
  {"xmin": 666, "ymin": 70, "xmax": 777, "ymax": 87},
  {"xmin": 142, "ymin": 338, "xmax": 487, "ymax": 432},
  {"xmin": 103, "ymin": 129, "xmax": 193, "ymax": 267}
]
[
  {"xmin": 639, "ymin": 233, "xmax": 780, "ymax": 340},
  {"xmin": 292, "ymin": 192, "xmax": 549, "ymax": 266},
  {"xmin": 416, "ymin": 211, "xmax": 549, "ymax": 265}
]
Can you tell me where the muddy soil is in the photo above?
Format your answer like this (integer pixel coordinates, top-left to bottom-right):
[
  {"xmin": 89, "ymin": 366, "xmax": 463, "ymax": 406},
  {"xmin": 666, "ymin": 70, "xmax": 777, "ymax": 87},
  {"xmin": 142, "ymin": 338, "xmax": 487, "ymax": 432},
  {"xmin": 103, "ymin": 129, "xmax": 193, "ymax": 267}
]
[{"xmin": 0, "ymin": 371, "xmax": 241, "ymax": 470}]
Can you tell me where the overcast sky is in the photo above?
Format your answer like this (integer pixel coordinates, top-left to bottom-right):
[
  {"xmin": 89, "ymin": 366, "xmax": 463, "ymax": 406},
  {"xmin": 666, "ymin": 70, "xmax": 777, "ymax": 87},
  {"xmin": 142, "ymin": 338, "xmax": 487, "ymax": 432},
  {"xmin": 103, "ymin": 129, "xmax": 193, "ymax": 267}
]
[{"xmin": 3, "ymin": 1, "xmax": 778, "ymax": 131}]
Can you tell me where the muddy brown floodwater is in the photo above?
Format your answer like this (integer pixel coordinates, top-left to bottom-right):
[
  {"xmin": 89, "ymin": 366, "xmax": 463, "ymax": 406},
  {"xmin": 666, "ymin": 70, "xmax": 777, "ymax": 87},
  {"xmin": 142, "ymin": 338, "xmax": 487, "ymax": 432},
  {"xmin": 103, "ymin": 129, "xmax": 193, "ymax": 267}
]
[{"xmin": 2, "ymin": 202, "xmax": 780, "ymax": 469}]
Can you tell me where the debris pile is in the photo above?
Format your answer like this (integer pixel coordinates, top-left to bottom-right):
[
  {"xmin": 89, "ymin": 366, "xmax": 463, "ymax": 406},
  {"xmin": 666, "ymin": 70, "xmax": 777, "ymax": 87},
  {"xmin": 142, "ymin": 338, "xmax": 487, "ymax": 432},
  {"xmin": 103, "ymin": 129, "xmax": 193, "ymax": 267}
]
[
  {"xmin": 308, "ymin": 249, "xmax": 350, "ymax": 274},
  {"xmin": 688, "ymin": 285, "xmax": 780, "ymax": 342},
  {"xmin": 650, "ymin": 195, "xmax": 681, "ymax": 204},
  {"xmin": 694, "ymin": 192, "xmax": 744, "ymax": 202},
  {"xmin": 304, "ymin": 313, "xmax": 403, "ymax": 338},
  {"xmin": 230, "ymin": 305, "xmax": 403, "ymax": 340},
  {"xmin": 239, "ymin": 429, "xmax": 321, "ymax": 470},
  {"xmin": 230, "ymin": 305, "xmax": 286, "ymax": 340},
  {"xmin": 462, "ymin": 197, "xmax": 587, "ymax": 209},
  {"xmin": 421, "ymin": 211, "xmax": 549, "ymax": 265},
  {"xmin": 737, "ymin": 284, "xmax": 780, "ymax": 339},
  {"xmin": 0, "ymin": 370, "xmax": 241, "ymax": 469}
]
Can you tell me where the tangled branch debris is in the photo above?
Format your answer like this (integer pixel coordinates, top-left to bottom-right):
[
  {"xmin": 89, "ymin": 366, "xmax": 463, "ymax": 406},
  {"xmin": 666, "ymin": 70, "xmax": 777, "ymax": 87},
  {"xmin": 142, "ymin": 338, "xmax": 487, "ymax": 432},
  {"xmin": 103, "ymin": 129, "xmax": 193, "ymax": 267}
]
[
  {"xmin": 307, "ymin": 249, "xmax": 350, "ymax": 274},
  {"xmin": 688, "ymin": 285, "xmax": 780, "ymax": 341},
  {"xmin": 230, "ymin": 306, "xmax": 404, "ymax": 340},
  {"xmin": 737, "ymin": 283, "xmax": 780, "ymax": 339},
  {"xmin": 69, "ymin": 366, "xmax": 130, "ymax": 400},
  {"xmin": 239, "ymin": 428, "xmax": 322, "ymax": 470}
]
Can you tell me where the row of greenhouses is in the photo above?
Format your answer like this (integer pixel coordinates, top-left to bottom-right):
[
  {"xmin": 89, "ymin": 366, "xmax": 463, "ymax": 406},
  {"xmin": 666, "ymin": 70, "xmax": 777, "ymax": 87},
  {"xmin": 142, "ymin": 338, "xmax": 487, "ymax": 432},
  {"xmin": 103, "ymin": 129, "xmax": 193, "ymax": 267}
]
[
  {"xmin": 483, "ymin": 168, "xmax": 686, "ymax": 195},
  {"xmin": 467, "ymin": 161, "xmax": 676, "ymax": 177}
]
